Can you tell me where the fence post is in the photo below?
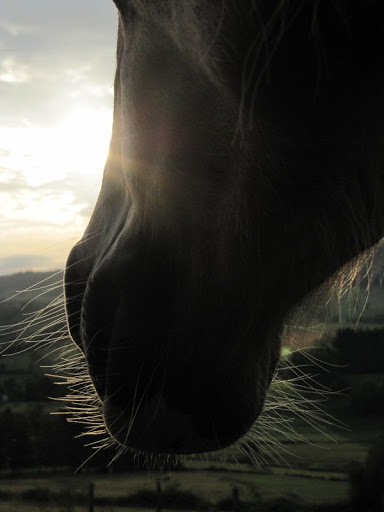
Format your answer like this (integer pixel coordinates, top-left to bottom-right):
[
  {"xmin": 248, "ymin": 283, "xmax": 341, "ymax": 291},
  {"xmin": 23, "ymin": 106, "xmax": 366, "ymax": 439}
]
[
  {"xmin": 232, "ymin": 486, "xmax": 239, "ymax": 512},
  {"xmin": 88, "ymin": 482, "xmax": 94, "ymax": 512},
  {"xmin": 156, "ymin": 479, "xmax": 162, "ymax": 512}
]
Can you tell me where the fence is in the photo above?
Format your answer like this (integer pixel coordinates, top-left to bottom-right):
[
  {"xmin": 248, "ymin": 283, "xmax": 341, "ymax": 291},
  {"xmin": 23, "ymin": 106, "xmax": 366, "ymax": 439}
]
[{"xmin": 87, "ymin": 481, "xmax": 242, "ymax": 512}]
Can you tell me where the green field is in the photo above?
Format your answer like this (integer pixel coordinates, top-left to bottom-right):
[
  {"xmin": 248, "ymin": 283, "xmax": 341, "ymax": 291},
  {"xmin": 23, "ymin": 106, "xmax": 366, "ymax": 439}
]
[
  {"xmin": 1, "ymin": 271, "xmax": 384, "ymax": 510},
  {"xmin": 0, "ymin": 393, "xmax": 382, "ymax": 511},
  {"xmin": 0, "ymin": 468, "xmax": 350, "ymax": 509},
  {"xmin": 0, "ymin": 419, "xmax": 375, "ymax": 511}
]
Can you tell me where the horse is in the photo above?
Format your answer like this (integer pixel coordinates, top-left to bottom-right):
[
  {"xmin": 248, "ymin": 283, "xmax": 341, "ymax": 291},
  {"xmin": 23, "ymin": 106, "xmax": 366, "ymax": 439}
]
[{"xmin": 64, "ymin": 0, "xmax": 384, "ymax": 457}]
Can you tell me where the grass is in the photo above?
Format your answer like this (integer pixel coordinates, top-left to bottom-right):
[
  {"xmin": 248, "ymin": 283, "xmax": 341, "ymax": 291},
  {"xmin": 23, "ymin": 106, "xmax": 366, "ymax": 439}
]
[
  {"xmin": 271, "ymin": 441, "xmax": 368, "ymax": 471},
  {"xmin": 0, "ymin": 468, "xmax": 350, "ymax": 507},
  {"xmin": 219, "ymin": 472, "xmax": 349, "ymax": 504},
  {"xmin": 0, "ymin": 408, "xmax": 375, "ymax": 509},
  {"xmin": 1, "ymin": 375, "xmax": 382, "ymax": 509},
  {"xmin": 0, "ymin": 506, "xmax": 169, "ymax": 512},
  {"xmin": 184, "ymin": 441, "xmax": 367, "ymax": 472},
  {"xmin": 0, "ymin": 409, "xmax": 378, "ymax": 511}
]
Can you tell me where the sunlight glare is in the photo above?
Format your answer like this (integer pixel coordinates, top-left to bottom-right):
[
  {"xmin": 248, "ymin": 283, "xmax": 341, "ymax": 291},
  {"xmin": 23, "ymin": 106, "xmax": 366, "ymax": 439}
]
[
  {"xmin": 0, "ymin": 107, "xmax": 112, "ymax": 187},
  {"xmin": 0, "ymin": 107, "xmax": 113, "ymax": 271}
]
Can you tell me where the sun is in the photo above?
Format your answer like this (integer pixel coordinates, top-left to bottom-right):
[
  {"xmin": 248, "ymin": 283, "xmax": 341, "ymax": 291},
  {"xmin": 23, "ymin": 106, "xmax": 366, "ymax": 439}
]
[
  {"xmin": 32, "ymin": 107, "xmax": 113, "ymax": 186},
  {"xmin": 54, "ymin": 108, "xmax": 113, "ymax": 178},
  {"xmin": 0, "ymin": 107, "xmax": 113, "ymax": 187},
  {"xmin": 0, "ymin": 107, "xmax": 113, "ymax": 271}
]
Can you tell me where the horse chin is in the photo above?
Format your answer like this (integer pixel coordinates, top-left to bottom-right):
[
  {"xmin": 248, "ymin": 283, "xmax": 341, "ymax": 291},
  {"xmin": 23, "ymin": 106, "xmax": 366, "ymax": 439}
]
[
  {"xmin": 100, "ymin": 343, "xmax": 275, "ymax": 455},
  {"xmin": 102, "ymin": 385, "xmax": 264, "ymax": 455},
  {"xmin": 73, "ymin": 284, "xmax": 279, "ymax": 455}
]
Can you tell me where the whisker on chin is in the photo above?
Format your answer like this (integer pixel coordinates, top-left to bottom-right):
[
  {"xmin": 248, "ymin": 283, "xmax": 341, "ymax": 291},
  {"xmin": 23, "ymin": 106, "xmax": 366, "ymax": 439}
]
[{"xmin": 1, "ymin": 264, "xmax": 348, "ymax": 469}]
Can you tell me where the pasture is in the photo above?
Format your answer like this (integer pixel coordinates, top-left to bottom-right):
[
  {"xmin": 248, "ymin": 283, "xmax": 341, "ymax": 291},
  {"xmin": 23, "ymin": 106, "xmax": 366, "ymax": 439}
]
[
  {"xmin": 1, "ymin": 273, "xmax": 383, "ymax": 510},
  {"xmin": 0, "ymin": 409, "xmax": 381, "ymax": 511}
]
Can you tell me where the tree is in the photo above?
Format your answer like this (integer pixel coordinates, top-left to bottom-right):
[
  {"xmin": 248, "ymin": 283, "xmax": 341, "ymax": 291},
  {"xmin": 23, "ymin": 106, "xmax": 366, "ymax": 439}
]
[{"xmin": 350, "ymin": 438, "xmax": 384, "ymax": 512}]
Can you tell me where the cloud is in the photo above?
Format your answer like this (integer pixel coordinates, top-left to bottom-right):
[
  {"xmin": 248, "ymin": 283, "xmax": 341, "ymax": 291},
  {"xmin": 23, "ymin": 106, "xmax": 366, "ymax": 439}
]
[
  {"xmin": 0, "ymin": 166, "xmax": 27, "ymax": 189},
  {"xmin": 0, "ymin": 254, "xmax": 54, "ymax": 276},
  {"xmin": 0, "ymin": 1, "xmax": 116, "ymax": 275},
  {"xmin": 0, "ymin": 0, "xmax": 117, "ymax": 127},
  {"xmin": 1, "ymin": 0, "xmax": 117, "ymax": 41},
  {"xmin": 0, "ymin": 18, "xmax": 38, "ymax": 37},
  {"xmin": 0, "ymin": 57, "xmax": 29, "ymax": 83}
]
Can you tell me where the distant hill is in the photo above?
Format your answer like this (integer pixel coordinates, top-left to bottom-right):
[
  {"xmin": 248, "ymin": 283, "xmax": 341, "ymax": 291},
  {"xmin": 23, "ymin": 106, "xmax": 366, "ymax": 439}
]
[
  {"xmin": 0, "ymin": 271, "xmax": 66, "ymax": 372},
  {"xmin": 0, "ymin": 271, "xmax": 63, "ymax": 302},
  {"xmin": 0, "ymin": 263, "xmax": 383, "ymax": 374},
  {"xmin": 0, "ymin": 257, "xmax": 383, "ymax": 332}
]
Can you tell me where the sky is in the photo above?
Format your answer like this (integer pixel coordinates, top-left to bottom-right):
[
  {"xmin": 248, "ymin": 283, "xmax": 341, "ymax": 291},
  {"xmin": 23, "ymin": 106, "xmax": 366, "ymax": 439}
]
[{"xmin": 0, "ymin": 0, "xmax": 117, "ymax": 275}]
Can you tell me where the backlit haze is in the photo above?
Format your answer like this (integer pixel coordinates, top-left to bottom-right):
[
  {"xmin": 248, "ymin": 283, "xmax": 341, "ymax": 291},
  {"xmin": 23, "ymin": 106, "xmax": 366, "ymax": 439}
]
[{"xmin": 0, "ymin": 1, "xmax": 117, "ymax": 275}]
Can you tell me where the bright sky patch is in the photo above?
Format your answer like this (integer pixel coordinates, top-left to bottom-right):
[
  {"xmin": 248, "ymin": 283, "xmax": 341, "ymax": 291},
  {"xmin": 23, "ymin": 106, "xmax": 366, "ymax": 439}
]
[{"xmin": 0, "ymin": 1, "xmax": 117, "ymax": 275}]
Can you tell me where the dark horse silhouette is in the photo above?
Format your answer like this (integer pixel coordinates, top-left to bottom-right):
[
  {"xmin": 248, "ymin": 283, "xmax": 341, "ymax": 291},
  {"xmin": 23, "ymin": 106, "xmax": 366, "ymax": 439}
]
[{"xmin": 64, "ymin": 1, "xmax": 384, "ymax": 456}]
